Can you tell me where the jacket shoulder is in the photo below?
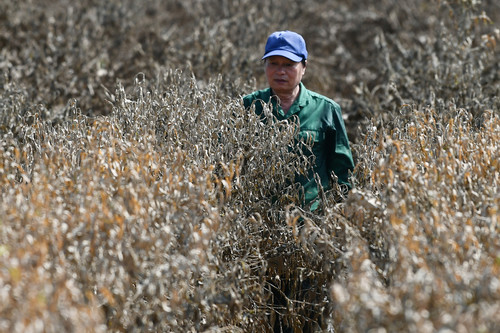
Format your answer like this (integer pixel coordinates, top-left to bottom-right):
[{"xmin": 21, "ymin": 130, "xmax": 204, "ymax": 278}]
[
  {"xmin": 307, "ymin": 90, "xmax": 341, "ymax": 112},
  {"xmin": 243, "ymin": 88, "xmax": 271, "ymax": 108}
]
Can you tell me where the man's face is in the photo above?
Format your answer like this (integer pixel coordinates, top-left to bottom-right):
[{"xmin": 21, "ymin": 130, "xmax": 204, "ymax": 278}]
[{"xmin": 265, "ymin": 56, "xmax": 306, "ymax": 95}]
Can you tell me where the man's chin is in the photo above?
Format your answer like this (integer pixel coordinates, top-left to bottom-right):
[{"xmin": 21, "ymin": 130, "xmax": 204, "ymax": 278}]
[{"xmin": 271, "ymin": 83, "xmax": 290, "ymax": 92}]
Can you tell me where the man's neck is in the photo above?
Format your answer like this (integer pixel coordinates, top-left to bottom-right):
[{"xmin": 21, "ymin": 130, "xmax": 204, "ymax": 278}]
[{"xmin": 271, "ymin": 84, "xmax": 300, "ymax": 114}]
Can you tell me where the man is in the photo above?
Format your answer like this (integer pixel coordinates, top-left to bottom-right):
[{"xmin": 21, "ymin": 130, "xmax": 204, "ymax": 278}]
[{"xmin": 243, "ymin": 30, "xmax": 355, "ymax": 211}]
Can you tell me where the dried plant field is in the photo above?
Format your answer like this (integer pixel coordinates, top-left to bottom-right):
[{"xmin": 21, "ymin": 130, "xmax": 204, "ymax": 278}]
[{"xmin": 1, "ymin": 0, "xmax": 499, "ymax": 332}]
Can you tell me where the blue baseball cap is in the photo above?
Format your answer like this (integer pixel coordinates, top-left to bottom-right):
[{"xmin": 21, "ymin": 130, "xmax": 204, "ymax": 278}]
[{"xmin": 262, "ymin": 31, "xmax": 308, "ymax": 63}]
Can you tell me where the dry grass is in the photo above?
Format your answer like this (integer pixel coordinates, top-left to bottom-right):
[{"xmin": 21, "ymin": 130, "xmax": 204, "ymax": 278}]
[
  {"xmin": 336, "ymin": 108, "xmax": 500, "ymax": 332},
  {"xmin": 1, "ymin": 0, "xmax": 499, "ymax": 332}
]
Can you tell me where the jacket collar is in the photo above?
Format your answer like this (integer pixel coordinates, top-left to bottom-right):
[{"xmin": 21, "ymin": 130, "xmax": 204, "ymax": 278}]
[
  {"xmin": 269, "ymin": 82, "xmax": 310, "ymax": 116},
  {"xmin": 287, "ymin": 82, "xmax": 310, "ymax": 117},
  {"xmin": 296, "ymin": 82, "xmax": 310, "ymax": 108}
]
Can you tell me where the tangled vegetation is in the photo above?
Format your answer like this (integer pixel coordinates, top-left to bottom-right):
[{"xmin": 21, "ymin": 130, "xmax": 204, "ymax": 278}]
[{"xmin": 1, "ymin": 0, "xmax": 499, "ymax": 332}]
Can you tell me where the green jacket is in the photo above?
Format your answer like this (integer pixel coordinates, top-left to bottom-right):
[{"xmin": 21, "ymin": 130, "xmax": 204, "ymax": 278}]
[{"xmin": 243, "ymin": 82, "xmax": 354, "ymax": 209}]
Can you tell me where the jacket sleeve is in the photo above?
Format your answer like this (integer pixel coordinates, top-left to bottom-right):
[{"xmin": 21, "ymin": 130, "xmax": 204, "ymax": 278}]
[
  {"xmin": 243, "ymin": 94, "xmax": 253, "ymax": 109},
  {"xmin": 326, "ymin": 104, "xmax": 355, "ymax": 189}
]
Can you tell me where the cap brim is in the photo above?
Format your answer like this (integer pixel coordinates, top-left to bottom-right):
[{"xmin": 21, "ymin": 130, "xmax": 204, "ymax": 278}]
[{"xmin": 262, "ymin": 50, "xmax": 303, "ymax": 62}]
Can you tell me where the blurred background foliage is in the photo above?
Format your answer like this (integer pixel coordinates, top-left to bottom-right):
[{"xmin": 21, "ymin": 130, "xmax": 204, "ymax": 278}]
[
  {"xmin": 1, "ymin": 0, "xmax": 499, "ymax": 332},
  {"xmin": 2, "ymin": 0, "xmax": 497, "ymax": 138}
]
